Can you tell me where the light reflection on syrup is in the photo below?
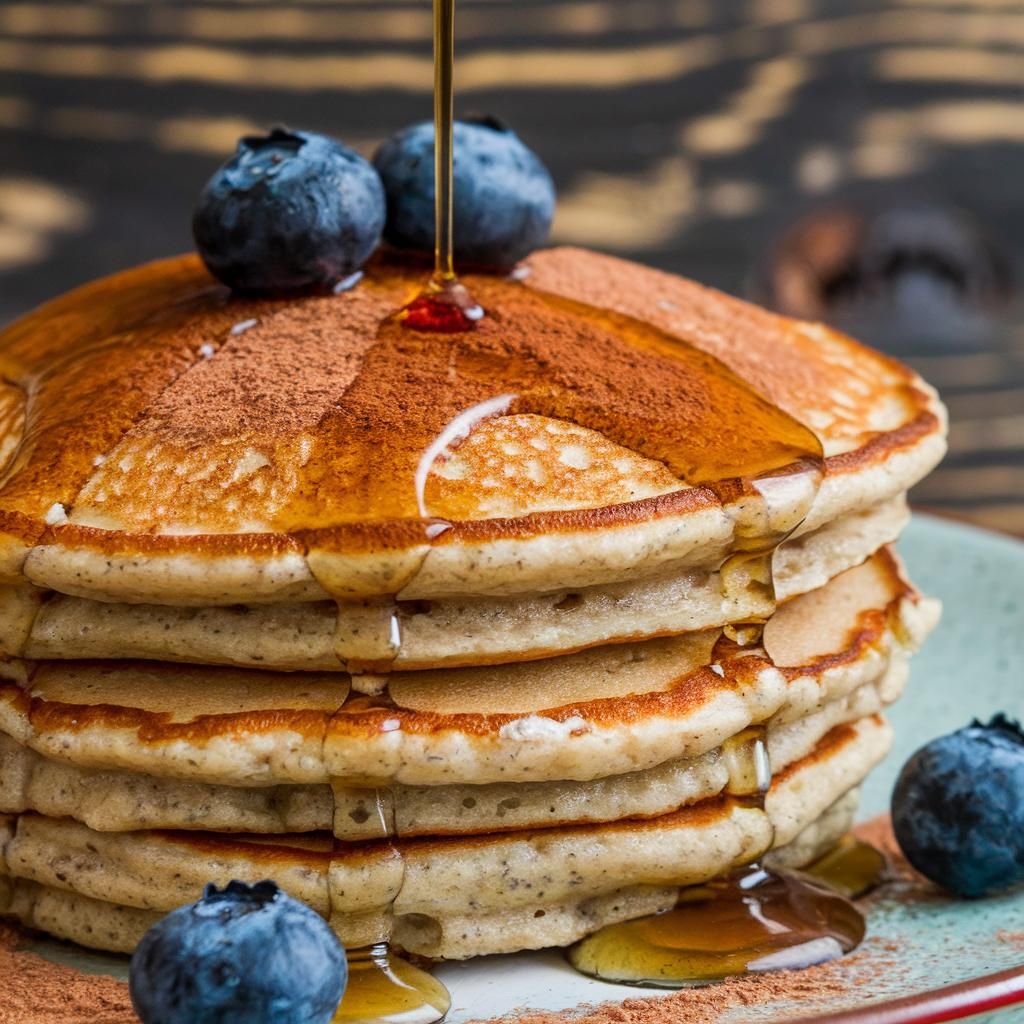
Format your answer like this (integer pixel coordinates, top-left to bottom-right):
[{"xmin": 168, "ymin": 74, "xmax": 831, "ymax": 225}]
[
  {"xmin": 568, "ymin": 728, "xmax": 866, "ymax": 986},
  {"xmin": 334, "ymin": 271, "xmax": 365, "ymax": 295},
  {"xmin": 413, "ymin": 393, "xmax": 516, "ymax": 518},
  {"xmin": 230, "ymin": 317, "xmax": 259, "ymax": 335}
]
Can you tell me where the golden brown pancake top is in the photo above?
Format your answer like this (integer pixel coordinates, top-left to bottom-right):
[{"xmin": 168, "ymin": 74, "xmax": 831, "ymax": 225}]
[{"xmin": 0, "ymin": 248, "xmax": 938, "ymax": 551}]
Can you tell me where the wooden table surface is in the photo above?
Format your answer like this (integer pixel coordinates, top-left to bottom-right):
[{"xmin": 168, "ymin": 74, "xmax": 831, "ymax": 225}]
[{"xmin": 0, "ymin": 0, "xmax": 1021, "ymax": 534}]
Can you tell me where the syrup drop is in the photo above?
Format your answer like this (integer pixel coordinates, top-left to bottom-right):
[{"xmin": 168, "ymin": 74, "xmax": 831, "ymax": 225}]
[
  {"xmin": 334, "ymin": 944, "xmax": 452, "ymax": 1024},
  {"xmin": 399, "ymin": 0, "xmax": 483, "ymax": 332},
  {"xmin": 400, "ymin": 280, "xmax": 484, "ymax": 333}
]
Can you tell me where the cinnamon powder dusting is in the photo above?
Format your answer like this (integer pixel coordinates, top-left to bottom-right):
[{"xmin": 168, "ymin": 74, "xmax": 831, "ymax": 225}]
[
  {"xmin": 0, "ymin": 926, "xmax": 135, "ymax": 1024},
  {"xmin": 997, "ymin": 930, "xmax": 1024, "ymax": 949},
  {"xmin": 466, "ymin": 958, "xmax": 858, "ymax": 1024}
]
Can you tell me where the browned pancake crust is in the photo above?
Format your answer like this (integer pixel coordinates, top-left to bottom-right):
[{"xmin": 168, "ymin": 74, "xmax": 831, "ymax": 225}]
[
  {"xmin": 55, "ymin": 720, "xmax": 863, "ymax": 862},
  {"xmin": 0, "ymin": 550, "xmax": 911, "ymax": 746}
]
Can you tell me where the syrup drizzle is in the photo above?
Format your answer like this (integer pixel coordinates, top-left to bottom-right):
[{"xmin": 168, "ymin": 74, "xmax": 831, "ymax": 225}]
[
  {"xmin": 334, "ymin": 944, "xmax": 452, "ymax": 1023},
  {"xmin": 717, "ymin": 467, "xmax": 823, "ymax": 646},
  {"xmin": 321, "ymin": 285, "xmax": 824, "ymax": 674},
  {"xmin": 567, "ymin": 728, "xmax": 866, "ymax": 986},
  {"xmin": 324, "ymin": 0, "xmax": 833, "ymax": 998}
]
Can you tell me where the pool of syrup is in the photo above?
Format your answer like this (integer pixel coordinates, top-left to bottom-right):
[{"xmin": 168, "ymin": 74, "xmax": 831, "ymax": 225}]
[
  {"xmin": 335, "ymin": 944, "xmax": 452, "ymax": 1023},
  {"xmin": 568, "ymin": 865, "xmax": 866, "ymax": 987},
  {"xmin": 567, "ymin": 729, "xmax": 869, "ymax": 987}
]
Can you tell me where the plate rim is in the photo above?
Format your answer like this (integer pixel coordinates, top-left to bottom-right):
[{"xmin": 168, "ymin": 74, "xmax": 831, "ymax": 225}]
[{"xmin": 781, "ymin": 962, "xmax": 1024, "ymax": 1024}]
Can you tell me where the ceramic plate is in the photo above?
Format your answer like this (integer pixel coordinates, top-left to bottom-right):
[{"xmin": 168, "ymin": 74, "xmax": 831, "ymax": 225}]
[{"xmin": 17, "ymin": 514, "xmax": 1024, "ymax": 1023}]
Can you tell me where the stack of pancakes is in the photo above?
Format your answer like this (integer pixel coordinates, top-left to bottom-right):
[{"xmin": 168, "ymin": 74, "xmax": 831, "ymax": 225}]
[{"xmin": 0, "ymin": 247, "xmax": 944, "ymax": 960}]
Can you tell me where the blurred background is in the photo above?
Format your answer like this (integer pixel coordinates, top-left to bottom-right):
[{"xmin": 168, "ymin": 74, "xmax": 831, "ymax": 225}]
[{"xmin": 0, "ymin": 0, "xmax": 1022, "ymax": 532}]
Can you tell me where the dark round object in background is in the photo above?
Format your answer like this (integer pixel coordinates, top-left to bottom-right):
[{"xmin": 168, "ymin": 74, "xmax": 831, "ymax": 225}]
[{"xmin": 752, "ymin": 202, "xmax": 1012, "ymax": 353}]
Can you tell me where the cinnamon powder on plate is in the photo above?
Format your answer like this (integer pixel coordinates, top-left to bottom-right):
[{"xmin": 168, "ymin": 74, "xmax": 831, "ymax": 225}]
[
  {"xmin": 0, "ymin": 933, "xmax": 873, "ymax": 1024},
  {"xmin": 0, "ymin": 923, "xmax": 135, "ymax": 1024},
  {"xmin": 465, "ymin": 955, "xmax": 867, "ymax": 1024}
]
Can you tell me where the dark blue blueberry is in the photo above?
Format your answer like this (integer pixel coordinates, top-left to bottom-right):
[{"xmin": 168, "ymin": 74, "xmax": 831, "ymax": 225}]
[
  {"xmin": 193, "ymin": 127, "xmax": 385, "ymax": 294},
  {"xmin": 892, "ymin": 715, "xmax": 1024, "ymax": 898},
  {"xmin": 129, "ymin": 880, "xmax": 347, "ymax": 1024},
  {"xmin": 373, "ymin": 115, "xmax": 555, "ymax": 269}
]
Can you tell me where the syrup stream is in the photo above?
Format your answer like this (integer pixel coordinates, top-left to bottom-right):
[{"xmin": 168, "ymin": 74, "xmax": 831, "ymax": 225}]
[
  {"xmin": 333, "ymin": 2, "xmax": 463, "ymax": 1017},
  {"xmin": 399, "ymin": 0, "xmax": 482, "ymax": 331},
  {"xmin": 433, "ymin": 0, "xmax": 456, "ymax": 289}
]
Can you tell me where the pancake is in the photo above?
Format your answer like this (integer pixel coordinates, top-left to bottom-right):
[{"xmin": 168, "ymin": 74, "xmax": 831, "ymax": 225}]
[
  {"xmin": 9, "ymin": 497, "xmax": 909, "ymax": 671},
  {"xmin": 0, "ymin": 665, "xmax": 901, "ymax": 838},
  {"xmin": 0, "ymin": 716, "xmax": 885, "ymax": 957},
  {"xmin": 0, "ymin": 549, "xmax": 937, "ymax": 791},
  {"xmin": 0, "ymin": 249, "xmax": 945, "ymax": 612},
  {"xmin": 3, "ymin": 791, "xmax": 860, "ymax": 961}
]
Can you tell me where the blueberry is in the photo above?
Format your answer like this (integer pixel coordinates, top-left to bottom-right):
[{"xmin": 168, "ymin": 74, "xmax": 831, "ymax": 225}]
[
  {"xmin": 373, "ymin": 115, "xmax": 555, "ymax": 269},
  {"xmin": 130, "ymin": 880, "xmax": 347, "ymax": 1024},
  {"xmin": 892, "ymin": 715, "xmax": 1024, "ymax": 898},
  {"xmin": 193, "ymin": 127, "xmax": 385, "ymax": 294}
]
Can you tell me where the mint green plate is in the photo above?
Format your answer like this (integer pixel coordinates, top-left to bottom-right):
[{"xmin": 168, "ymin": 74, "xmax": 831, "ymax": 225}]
[{"xmin": 17, "ymin": 514, "xmax": 1024, "ymax": 1023}]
